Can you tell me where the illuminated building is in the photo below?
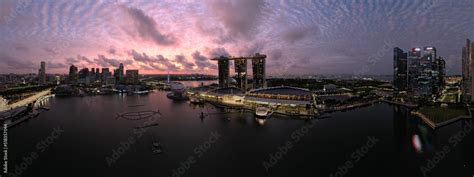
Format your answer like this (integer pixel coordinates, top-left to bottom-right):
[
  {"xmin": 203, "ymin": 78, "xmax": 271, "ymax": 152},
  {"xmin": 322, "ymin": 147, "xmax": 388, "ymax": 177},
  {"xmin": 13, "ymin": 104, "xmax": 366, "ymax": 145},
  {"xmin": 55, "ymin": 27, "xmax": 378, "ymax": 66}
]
[
  {"xmin": 234, "ymin": 59, "xmax": 247, "ymax": 90},
  {"xmin": 407, "ymin": 47, "xmax": 421, "ymax": 97},
  {"xmin": 419, "ymin": 46, "xmax": 435, "ymax": 96},
  {"xmin": 252, "ymin": 53, "xmax": 266, "ymax": 89},
  {"xmin": 216, "ymin": 56, "xmax": 230, "ymax": 88},
  {"xmin": 432, "ymin": 56, "xmax": 445, "ymax": 96},
  {"xmin": 462, "ymin": 39, "xmax": 474, "ymax": 103},
  {"xmin": 212, "ymin": 53, "xmax": 266, "ymax": 89},
  {"xmin": 393, "ymin": 47, "xmax": 408, "ymax": 93}
]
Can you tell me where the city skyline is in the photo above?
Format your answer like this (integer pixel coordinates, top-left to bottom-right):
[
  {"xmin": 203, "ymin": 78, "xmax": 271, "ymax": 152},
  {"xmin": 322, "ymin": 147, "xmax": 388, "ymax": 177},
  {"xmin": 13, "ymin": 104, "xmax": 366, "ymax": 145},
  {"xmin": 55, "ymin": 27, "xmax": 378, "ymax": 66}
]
[{"xmin": 1, "ymin": 0, "xmax": 474, "ymax": 75}]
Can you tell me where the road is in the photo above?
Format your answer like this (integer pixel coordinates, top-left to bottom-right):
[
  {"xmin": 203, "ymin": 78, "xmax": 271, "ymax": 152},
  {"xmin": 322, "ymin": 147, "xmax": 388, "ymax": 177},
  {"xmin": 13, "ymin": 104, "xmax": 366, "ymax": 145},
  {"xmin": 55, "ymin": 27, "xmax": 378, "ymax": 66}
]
[{"xmin": 1, "ymin": 89, "xmax": 51, "ymax": 111}]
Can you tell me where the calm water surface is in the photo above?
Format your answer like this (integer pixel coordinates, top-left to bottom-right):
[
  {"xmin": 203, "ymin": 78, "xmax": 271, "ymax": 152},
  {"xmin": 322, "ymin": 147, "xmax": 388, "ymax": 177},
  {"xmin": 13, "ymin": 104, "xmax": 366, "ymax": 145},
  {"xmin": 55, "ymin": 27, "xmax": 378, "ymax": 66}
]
[{"xmin": 8, "ymin": 90, "xmax": 474, "ymax": 177}]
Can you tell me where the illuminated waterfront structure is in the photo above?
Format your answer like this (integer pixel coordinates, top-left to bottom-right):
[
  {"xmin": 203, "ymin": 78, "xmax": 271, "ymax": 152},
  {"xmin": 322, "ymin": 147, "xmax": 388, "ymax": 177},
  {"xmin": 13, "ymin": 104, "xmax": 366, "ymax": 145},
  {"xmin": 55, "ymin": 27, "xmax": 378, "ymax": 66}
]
[
  {"xmin": 395, "ymin": 46, "xmax": 445, "ymax": 99},
  {"xmin": 216, "ymin": 57, "xmax": 230, "ymax": 88},
  {"xmin": 196, "ymin": 86, "xmax": 314, "ymax": 116},
  {"xmin": 462, "ymin": 39, "xmax": 474, "ymax": 103},
  {"xmin": 234, "ymin": 59, "xmax": 247, "ymax": 90},
  {"xmin": 212, "ymin": 53, "xmax": 267, "ymax": 90},
  {"xmin": 252, "ymin": 53, "xmax": 266, "ymax": 89}
]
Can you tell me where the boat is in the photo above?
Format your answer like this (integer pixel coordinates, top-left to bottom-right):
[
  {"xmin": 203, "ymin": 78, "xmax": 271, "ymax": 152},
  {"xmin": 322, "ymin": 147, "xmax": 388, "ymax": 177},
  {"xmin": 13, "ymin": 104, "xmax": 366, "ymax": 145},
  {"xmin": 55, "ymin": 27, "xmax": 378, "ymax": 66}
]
[
  {"xmin": 151, "ymin": 142, "xmax": 163, "ymax": 154},
  {"xmin": 255, "ymin": 107, "xmax": 270, "ymax": 117}
]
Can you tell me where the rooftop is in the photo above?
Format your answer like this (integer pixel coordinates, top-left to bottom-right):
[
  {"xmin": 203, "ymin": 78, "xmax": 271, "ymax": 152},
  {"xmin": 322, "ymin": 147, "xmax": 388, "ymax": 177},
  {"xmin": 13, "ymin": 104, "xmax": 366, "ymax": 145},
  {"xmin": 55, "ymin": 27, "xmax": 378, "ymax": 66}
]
[
  {"xmin": 249, "ymin": 86, "xmax": 311, "ymax": 96},
  {"xmin": 208, "ymin": 87, "xmax": 244, "ymax": 95}
]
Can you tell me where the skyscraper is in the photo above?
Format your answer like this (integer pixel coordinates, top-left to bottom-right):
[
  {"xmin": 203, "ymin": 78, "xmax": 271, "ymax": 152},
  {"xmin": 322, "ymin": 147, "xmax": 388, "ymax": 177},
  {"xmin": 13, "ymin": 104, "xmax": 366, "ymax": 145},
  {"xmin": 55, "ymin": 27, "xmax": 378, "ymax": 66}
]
[
  {"xmin": 216, "ymin": 57, "xmax": 229, "ymax": 88},
  {"xmin": 462, "ymin": 39, "xmax": 474, "ymax": 103},
  {"xmin": 95, "ymin": 68, "xmax": 100, "ymax": 79},
  {"xmin": 393, "ymin": 47, "xmax": 408, "ymax": 93},
  {"xmin": 234, "ymin": 59, "xmax": 247, "ymax": 90},
  {"xmin": 419, "ymin": 47, "xmax": 436, "ymax": 96},
  {"xmin": 125, "ymin": 69, "xmax": 139, "ymax": 84},
  {"xmin": 78, "ymin": 68, "xmax": 91, "ymax": 85},
  {"xmin": 38, "ymin": 61, "xmax": 46, "ymax": 85},
  {"xmin": 407, "ymin": 48, "xmax": 421, "ymax": 97},
  {"xmin": 68, "ymin": 64, "xmax": 78, "ymax": 84},
  {"xmin": 114, "ymin": 63, "xmax": 125, "ymax": 83},
  {"xmin": 252, "ymin": 53, "xmax": 266, "ymax": 89},
  {"xmin": 101, "ymin": 68, "xmax": 111, "ymax": 81},
  {"xmin": 432, "ymin": 56, "xmax": 445, "ymax": 96},
  {"xmin": 398, "ymin": 46, "xmax": 445, "ymax": 100}
]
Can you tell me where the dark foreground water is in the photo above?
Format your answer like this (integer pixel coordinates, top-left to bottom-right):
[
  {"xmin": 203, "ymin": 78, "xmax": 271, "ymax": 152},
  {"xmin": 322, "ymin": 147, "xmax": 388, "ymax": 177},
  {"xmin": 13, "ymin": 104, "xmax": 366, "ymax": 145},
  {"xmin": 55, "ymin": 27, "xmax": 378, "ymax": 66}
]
[{"xmin": 6, "ymin": 91, "xmax": 474, "ymax": 177}]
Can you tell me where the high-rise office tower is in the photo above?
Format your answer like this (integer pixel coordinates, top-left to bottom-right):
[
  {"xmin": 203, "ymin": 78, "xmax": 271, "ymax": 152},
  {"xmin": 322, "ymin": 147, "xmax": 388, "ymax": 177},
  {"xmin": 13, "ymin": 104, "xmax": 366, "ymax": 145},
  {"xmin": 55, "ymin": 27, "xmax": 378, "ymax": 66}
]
[
  {"xmin": 216, "ymin": 57, "xmax": 229, "ymax": 88},
  {"xmin": 38, "ymin": 61, "xmax": 46, "ymax": 85},
  {"xmin": 393, "ymin": 47, "xmax": 408, "ymax": 92},
  {"xmin": 95, "ymin": 68, "xmax": 100, "ymax": 79},
  {"xmin": 78, "ymin": 68, "xmax": 89, "ymax": 79},
  {"xmin": 125, "ymin": 69, "xmax": 139, "ymax": 84},
  {"xmin": 252, "ymin": 53, "xmax": 266, "ymax": 89},
  {"xmin": 462, "ymin": 39, "xmax": 474, "ymax": 103},
  {"xmin": 432, "ymin": 56, "xmax": 445, "ymax": 95},
  {"xmin": 234, "ymin": 59, "xmax": 247, "ymax": 90},
  {"xmin": 119, "ymin": 63, "xmax": 124, "ymax": 77},
  {"xmin": 68, "ymin": 64, "xmax": 78, "ymax": 84},
  {"xmin": 407, "ymin": 47, "xmax": 421, "ymax": 97},
  {"xmin": 114, "ymin": 63, "xmax": 125, "ymax": 83},
  {"xmin": 101, "ymin": 68, "xmax": 111, "ymax": 81},
  {"xmin": 418, "ymin": 47, "xmax": 436, "ymax": 96}
]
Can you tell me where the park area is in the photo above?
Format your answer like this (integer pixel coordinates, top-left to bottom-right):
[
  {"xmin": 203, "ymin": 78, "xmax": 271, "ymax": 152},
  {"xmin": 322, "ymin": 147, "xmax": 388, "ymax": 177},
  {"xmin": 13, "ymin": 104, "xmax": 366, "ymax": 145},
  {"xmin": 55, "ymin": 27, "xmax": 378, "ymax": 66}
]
[{"xmin": 417, "ymin": 105, "xmax": 470, "ymax": 124}]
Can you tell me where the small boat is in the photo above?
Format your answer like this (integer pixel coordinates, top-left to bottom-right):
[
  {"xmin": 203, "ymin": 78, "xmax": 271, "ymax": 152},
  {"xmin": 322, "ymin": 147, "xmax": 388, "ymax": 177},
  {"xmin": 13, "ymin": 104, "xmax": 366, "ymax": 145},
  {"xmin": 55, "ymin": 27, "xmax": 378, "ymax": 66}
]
[
  {"xmin": 255, "ymin": 107, "xmax": 270, "ymax": 117},
  {"xmin": 151, "ymin": 142, "xmax": 163, "ymax": 154}
]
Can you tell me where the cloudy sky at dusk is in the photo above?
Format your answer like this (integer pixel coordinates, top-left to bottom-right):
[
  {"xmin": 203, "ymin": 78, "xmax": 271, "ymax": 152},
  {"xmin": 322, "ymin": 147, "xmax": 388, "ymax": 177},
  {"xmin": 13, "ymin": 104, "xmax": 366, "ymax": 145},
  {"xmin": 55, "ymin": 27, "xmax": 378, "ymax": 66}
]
[{"xmin": 0, "ymin": 0, "xmax": 473, "ymax": 75}]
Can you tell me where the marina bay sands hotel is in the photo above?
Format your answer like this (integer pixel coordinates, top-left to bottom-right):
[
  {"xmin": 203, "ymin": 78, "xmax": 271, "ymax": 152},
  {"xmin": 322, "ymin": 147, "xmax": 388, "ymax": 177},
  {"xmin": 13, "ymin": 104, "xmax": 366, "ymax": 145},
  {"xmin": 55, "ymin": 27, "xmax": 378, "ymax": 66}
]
[{"xmin": 211, "ymin": 53, "xmax": 267, "ymax": 91}]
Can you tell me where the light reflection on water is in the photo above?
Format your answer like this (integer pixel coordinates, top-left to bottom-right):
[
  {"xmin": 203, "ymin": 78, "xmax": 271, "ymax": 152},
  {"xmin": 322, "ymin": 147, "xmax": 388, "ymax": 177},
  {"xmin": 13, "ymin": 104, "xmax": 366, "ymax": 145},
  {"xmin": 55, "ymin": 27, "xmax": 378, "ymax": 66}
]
[{"xmin": 7, "ymin": 91, "xmax": 473, "ymax": 177}]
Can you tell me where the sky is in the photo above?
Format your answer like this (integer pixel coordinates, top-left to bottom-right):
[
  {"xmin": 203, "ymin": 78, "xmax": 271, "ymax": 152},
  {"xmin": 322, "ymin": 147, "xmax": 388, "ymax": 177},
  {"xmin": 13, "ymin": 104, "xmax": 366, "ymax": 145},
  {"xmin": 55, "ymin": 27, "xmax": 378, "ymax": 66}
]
[{"xmin": 0, "ymin": 0, "xmax": 473, "ymax": 75}]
